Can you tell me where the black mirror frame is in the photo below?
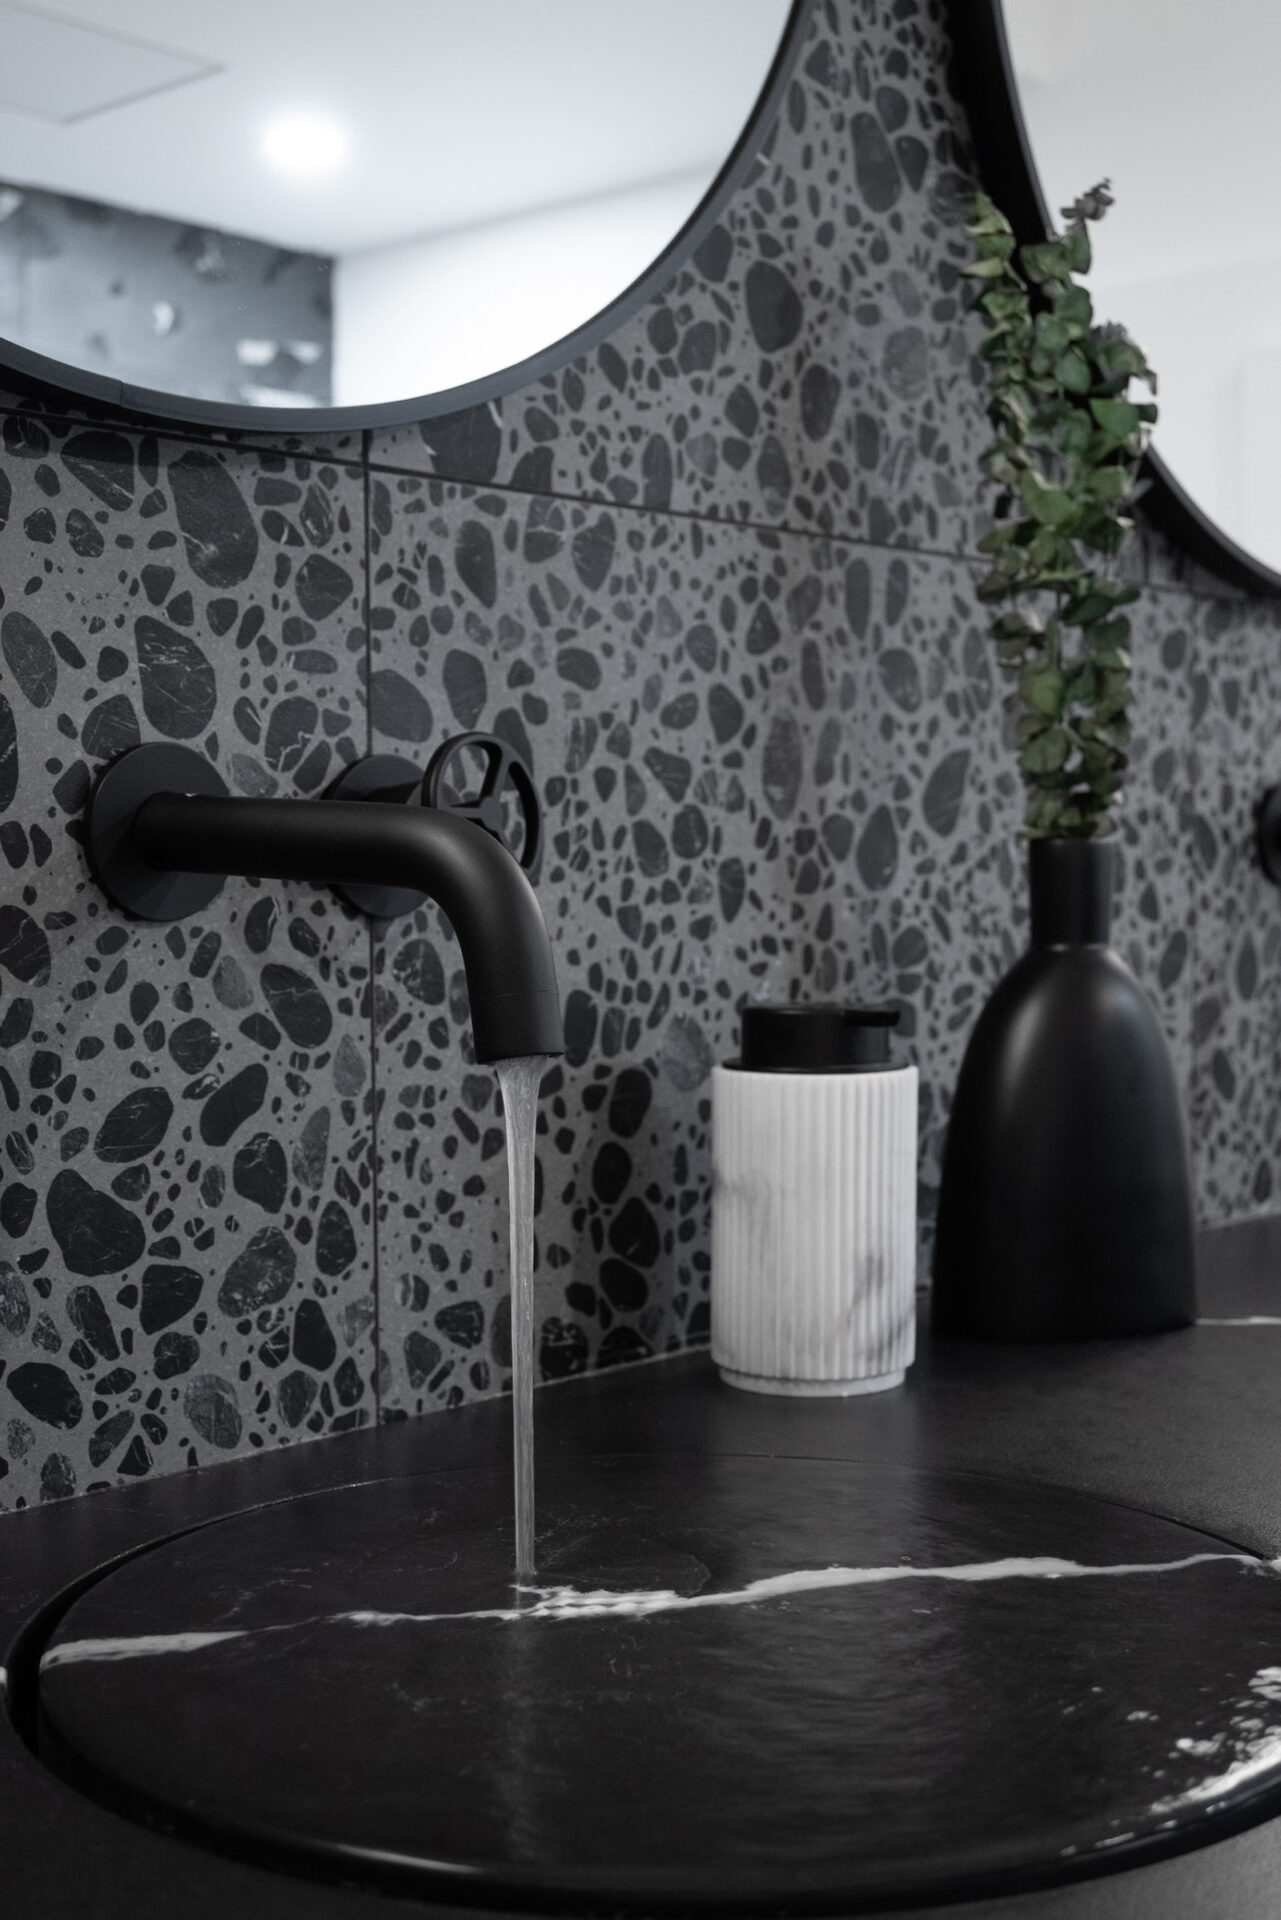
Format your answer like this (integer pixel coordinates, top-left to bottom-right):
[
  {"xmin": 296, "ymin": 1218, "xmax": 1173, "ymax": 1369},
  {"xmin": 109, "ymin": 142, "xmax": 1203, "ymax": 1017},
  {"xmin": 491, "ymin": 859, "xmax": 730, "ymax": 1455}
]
[
  {"xmin": 0, "ymin": 0, "xmax": 814, "ymax": 437},
  {"xmin": 947, "ymin": 0, "xmax": 1281, "ymax": 597}
]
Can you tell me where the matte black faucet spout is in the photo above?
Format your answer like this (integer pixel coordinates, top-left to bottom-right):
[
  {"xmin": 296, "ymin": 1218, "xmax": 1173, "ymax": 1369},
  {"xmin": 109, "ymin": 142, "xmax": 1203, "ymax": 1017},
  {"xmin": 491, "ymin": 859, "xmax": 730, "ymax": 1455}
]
[{"xmin": 87, "ymin": 746, "xmax": 563, "ymax": 1065}]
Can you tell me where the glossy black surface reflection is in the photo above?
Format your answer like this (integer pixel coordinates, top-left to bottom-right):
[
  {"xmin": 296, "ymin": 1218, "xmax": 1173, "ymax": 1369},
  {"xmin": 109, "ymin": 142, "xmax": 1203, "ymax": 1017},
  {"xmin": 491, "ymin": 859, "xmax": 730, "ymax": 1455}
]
[{"xmin": 36, "ymin": 1456, "xmax": 1281, "ymax": 1910}]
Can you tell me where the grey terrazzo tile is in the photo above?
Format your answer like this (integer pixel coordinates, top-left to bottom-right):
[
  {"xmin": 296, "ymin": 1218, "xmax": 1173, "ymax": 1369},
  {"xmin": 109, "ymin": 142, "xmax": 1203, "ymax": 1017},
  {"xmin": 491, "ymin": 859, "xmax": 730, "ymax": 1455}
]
[
  {"xmin": 185, "ymin": 420, "xmax": 365, "ymax": 466},
  {"xmin": 364, "ymin": 477, "xmax": 1027, "ymax": 1406},
  {"xmin": 1108, "ymin": 589, "xmax": 1196, "ymax": 1099},
  {"xmin": 0, "ymin": 389, "xmax": 364, "ymax": 469},
  {"xmin": 369, "ymin": 0, "xmax": 988, "ymax": 558},
  {"xmin": 0, "ymin": 426, "xmax": 376, "ymax": 1507},
  {"xmin": 1187, "ymin": 593, "xmax": 1281, "ymax": 1224},
  {"xmin": 813, "ymin": 551, "xmax": 1015, "ymax": 1268},
  {"xmin": 365, "ymin": 479, "xmax": 888, "ymax": 1410}
]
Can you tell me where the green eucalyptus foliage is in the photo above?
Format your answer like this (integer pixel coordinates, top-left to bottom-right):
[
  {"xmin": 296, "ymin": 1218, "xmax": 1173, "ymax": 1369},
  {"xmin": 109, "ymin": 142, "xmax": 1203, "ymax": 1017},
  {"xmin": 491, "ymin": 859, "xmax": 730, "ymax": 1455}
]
[{"xmin": 967, "ymin": 182, "xmax": 1157, "ymax": 839}]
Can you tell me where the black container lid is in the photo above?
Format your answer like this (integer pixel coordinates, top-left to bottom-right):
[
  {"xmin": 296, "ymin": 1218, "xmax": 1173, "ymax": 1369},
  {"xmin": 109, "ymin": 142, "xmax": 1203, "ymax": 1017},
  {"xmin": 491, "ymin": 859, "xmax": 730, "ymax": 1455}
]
[{"xmin": 738, "ymin": 1003, "xmax": 900, "ymax": 1073}]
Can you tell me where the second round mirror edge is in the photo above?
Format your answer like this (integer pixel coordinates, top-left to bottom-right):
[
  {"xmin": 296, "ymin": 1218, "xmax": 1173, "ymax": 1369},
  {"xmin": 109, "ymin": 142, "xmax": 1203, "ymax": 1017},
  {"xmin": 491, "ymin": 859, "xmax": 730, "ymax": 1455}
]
[{"xmin": 945, "ymin": 0, "xmax": 1281, "ymax": 599}]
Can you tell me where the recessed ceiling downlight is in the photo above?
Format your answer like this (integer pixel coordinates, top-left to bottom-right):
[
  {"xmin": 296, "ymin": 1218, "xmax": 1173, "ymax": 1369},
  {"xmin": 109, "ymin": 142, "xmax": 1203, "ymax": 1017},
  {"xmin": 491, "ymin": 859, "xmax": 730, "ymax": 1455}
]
[{"xmin": 261, "ymin": 112, "xmax": 349, "ymax": 180}]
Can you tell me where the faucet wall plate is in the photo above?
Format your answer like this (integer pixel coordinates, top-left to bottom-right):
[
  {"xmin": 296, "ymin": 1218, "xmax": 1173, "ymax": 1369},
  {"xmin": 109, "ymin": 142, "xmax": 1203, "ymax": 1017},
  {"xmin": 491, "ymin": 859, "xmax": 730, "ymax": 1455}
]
[
  {"xmin": 325, "ymin": 754, "xmax": 430, "ymax": 920},
  {"xmin": 86, "ymin": 743, "xmax": 229, "ymax": 921}
]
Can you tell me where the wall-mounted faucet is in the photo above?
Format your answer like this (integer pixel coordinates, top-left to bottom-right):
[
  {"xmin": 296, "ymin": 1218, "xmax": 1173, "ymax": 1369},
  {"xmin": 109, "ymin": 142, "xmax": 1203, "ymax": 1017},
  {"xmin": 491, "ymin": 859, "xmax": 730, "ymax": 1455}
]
[{"xmin": 85, "ymin": 742, "xmax": 563, "ymax": 1065}]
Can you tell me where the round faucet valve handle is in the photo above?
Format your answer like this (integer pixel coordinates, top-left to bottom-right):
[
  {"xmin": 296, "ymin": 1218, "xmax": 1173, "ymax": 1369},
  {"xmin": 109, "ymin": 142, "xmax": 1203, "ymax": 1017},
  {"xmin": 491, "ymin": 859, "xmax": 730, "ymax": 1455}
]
[{"xmin": 423, "ymin": 732, "xmax": 543, "ymax": 881}]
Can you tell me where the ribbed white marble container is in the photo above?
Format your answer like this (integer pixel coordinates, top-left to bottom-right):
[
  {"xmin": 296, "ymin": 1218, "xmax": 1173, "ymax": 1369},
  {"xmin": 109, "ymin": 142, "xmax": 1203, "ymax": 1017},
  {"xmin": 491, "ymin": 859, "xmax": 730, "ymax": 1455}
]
[{"xmin": 711, "ymin": 1063, "xmax": 918, "ymax": 1395}]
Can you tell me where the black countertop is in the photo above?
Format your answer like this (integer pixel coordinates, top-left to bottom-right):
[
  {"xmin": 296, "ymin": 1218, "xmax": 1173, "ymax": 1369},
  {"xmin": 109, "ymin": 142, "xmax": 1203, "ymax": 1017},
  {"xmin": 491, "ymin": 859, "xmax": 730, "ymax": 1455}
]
[{"xmin": 5, "ymin": 1216, "xmax": 1281, "ymax": 1919}]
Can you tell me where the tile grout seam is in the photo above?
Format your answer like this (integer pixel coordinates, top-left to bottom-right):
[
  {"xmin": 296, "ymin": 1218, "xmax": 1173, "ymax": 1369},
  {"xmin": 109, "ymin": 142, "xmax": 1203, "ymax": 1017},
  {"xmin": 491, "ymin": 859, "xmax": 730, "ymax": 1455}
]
[
  {"xmin": 0, "ymin": 396, "xmax": 1267, "ymax": 610},
  {"xmin": 361, "ymin": 435, "xmax": 386, "ymax": 1431},
  {"xmin": 355, "ymin": 452, "xmax": 1281, "ymax": 611}
]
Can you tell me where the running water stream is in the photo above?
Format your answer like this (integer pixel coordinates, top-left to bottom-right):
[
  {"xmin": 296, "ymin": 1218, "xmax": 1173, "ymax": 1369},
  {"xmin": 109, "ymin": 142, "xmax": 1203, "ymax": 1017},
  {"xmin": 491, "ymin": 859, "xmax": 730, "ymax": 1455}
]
[{"xmin": 496, "ymin": 1054, "xmax": 549, "ymax": 1584}]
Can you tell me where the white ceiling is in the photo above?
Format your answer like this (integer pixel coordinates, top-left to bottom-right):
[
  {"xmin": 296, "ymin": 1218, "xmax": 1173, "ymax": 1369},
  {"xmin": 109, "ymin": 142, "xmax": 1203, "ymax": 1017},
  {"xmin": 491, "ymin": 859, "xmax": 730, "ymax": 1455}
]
[
  {"xmin": 0, "ymin": 0, "xmax": 791, "ymax": 258},
  {"xmin": 0, "ymin": 4, "xmax": 215, "ymax": 124}
]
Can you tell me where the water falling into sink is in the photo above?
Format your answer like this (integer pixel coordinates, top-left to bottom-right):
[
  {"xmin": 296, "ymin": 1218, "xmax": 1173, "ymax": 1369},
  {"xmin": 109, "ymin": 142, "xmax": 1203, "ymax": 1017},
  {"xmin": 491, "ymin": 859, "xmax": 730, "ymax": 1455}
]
[{"xmin": 496, "ymin": 1054, "xmax": 549, "ymax": 1584}]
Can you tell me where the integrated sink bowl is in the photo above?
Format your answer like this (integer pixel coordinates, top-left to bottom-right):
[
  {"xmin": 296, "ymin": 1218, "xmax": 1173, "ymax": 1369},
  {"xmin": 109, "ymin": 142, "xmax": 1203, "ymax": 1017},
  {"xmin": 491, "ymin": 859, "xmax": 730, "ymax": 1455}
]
[{"xmin": 29, "ymin": 1456, "xmax": 1281, "ymax": 1911}]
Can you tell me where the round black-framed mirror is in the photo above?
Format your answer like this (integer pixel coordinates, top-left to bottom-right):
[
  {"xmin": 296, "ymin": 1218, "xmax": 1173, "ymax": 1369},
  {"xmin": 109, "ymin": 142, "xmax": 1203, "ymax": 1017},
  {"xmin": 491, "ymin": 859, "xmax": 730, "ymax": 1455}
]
[
  {"xmin": 948, "ymin": 0, "xmax": 1281, "ymax": 596},
  {"xmin": 0, "ymin": 0, "xmax": 812, "ymax": 435}
]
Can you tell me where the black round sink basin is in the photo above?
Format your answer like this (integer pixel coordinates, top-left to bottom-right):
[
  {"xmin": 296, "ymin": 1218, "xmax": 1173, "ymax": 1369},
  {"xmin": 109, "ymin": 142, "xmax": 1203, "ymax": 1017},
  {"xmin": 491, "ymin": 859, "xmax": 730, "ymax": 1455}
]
[{"xmin": 32, "ymin": 1455, "xmax": 1281, "ymax": 1911}]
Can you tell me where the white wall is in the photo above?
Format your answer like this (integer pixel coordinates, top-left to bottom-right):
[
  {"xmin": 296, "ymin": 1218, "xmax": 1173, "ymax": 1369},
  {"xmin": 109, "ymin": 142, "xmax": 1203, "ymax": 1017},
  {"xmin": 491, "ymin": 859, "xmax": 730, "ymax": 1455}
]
[
  {"xmin": 333, "ymin": 170, "xmax": 709, "ymax": 407},
  {"xmin": 1093, "ymin": 257, "xmax": 1281, "ymax": 576},
  {"xmin": 1003, "ymin": 0, "xmax": 1281, "ymax": 575}
]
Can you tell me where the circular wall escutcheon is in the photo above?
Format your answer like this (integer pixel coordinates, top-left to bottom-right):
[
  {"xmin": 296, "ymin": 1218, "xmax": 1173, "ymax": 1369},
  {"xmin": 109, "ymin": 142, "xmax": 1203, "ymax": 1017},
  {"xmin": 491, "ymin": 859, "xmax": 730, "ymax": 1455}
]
[{"xmin": 85, "ymin": 743, "xmax": 229, "ymax": 922}]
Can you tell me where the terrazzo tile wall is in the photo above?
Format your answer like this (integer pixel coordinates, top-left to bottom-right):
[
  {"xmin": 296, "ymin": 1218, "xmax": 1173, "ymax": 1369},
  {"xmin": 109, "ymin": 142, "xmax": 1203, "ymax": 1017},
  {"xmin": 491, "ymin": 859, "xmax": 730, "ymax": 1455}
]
[{"xmin": 2, "ymin": 0, "xmax": 1280, "ymax": 1508}]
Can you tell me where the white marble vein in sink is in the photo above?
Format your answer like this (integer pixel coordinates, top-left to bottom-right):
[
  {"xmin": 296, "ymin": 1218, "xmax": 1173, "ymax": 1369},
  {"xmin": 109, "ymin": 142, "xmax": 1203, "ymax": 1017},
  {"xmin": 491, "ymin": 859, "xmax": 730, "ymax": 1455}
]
[{"xmin": 40, "ymin": 1548, "xmax": 1280, "ymax": 1669}]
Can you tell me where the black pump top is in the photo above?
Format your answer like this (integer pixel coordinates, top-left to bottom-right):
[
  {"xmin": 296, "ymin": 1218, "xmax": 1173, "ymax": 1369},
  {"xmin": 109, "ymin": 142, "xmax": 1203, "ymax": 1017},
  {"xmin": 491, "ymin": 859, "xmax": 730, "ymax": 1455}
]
[{"xmin": 738, "ymin": 1003, "xmax": 900, "ymax": 1073}]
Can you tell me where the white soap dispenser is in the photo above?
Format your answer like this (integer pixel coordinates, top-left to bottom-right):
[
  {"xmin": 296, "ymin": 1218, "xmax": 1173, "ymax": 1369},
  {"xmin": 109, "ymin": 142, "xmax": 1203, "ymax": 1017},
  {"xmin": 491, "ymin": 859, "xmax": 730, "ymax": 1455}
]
[{"xmin": 711, "ymin": 1003, "xmax": 918, "ymax": 1396}]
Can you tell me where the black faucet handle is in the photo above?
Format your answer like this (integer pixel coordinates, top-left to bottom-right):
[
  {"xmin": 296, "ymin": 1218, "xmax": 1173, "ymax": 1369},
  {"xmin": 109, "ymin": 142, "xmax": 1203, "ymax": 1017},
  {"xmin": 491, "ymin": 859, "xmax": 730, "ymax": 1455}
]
[{"xmin": 423, "ymin": 732, "xmax": 543, "ymax": 881}]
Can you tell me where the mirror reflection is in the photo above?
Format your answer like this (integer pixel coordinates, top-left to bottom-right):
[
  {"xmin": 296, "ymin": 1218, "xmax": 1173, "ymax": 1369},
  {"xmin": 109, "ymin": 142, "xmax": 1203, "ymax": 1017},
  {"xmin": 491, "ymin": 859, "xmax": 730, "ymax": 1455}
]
[
  {"xmin": 1002, "ymin": 0, "xmax": 1281, "ymax": 576},
  {"xmin": 0, "ymin": 0, "xmax": 790, "ymax": 411}
]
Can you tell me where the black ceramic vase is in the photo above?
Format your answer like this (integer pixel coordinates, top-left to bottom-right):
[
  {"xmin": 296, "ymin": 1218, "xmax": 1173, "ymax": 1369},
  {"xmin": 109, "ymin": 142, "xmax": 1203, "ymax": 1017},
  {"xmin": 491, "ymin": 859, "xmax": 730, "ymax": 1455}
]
[{"xmin": 932, "ymin": 838, "xmax": 1196, "ymax": 1340}]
